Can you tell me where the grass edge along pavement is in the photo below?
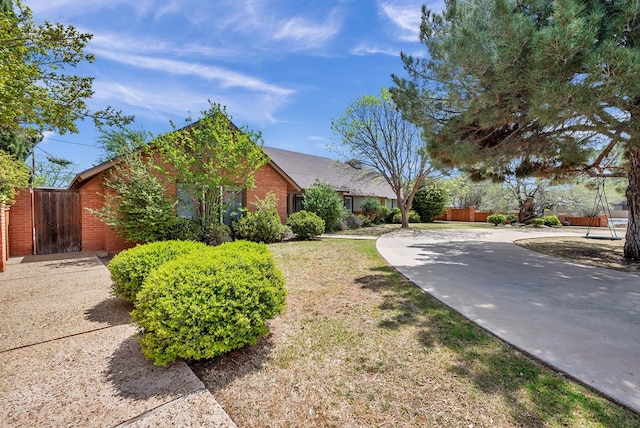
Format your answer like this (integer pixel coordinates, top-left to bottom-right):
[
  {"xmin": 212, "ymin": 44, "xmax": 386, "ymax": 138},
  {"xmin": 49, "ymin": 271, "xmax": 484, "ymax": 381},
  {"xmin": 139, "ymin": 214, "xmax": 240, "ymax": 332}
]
[{"xmin": 189, "ymin": 238, "xmax": 639, "ymax": 427}]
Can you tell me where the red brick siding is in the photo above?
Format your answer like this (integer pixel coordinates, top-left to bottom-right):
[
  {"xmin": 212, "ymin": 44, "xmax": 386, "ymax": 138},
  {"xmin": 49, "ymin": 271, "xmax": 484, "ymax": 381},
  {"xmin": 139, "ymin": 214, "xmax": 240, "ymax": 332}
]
[
  {"xmin": 247, "ymin": 163, "xmax": 288, "ymax": 223},
  {"xmin": 8, "ymin": 189, "xmax": 33, "ymax": 256}
]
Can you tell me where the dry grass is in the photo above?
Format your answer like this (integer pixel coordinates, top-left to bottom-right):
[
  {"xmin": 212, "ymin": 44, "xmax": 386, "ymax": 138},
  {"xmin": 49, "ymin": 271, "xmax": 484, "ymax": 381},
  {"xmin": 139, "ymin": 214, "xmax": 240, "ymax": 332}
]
[
  {"xmin": 515, "ymin": 236, "xmax": 640, "ymax": 274},
  {"xmin": 190, "ymin": 239, "xmax": 639, "ymax": 427},
  {"xmin": 326, "ymin": 221, "xmax": 494, "ymax": 237}
]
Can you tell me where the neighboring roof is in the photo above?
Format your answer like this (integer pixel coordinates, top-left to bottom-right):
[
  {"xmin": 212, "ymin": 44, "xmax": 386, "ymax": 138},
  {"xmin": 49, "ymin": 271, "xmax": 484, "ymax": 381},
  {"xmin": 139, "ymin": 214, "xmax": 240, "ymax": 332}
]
[
  {"xmin": 263, "ymin": 147, "xmax": 396, "ymax": 199},
  {"xmin": 68, "ymin": 157, "xmax": 121, "ymax": 189}
]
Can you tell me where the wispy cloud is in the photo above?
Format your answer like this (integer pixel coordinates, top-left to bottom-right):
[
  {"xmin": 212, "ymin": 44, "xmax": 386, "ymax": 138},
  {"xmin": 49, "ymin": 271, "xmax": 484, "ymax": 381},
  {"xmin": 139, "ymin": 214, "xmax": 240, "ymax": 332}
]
[
  {"xmin": 350, "ymin": 43, "xmax": 401, "ymax": 57},
  {"xmin": 273, "ymin": 12, "xmax": 343, "ymax": 50},
  {"xmin": 91, "ymin": 49, "xmax": 294, "ymax": 97},
  {"xmin": 379, "ymin": 1, "xmax": 423, "ymax": 42}
]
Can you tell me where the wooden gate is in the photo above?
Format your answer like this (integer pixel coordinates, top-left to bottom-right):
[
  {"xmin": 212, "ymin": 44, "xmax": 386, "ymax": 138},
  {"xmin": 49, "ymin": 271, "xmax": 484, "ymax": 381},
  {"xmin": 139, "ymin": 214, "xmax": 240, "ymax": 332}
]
[{"xmin": 34, "ymin": 189, "xmax": 81, "ymax": 255}]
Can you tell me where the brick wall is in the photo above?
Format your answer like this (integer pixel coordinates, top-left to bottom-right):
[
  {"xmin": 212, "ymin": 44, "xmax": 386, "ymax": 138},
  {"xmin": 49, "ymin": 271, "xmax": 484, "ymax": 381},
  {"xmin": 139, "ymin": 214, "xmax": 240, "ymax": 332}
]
[
  {"xmin": 247, "ymin": 163, "xmax": 289, "ymax": 223},
  {"xmin": 8, "ymin": 189, "xmax": 33, "ymax": 256}
]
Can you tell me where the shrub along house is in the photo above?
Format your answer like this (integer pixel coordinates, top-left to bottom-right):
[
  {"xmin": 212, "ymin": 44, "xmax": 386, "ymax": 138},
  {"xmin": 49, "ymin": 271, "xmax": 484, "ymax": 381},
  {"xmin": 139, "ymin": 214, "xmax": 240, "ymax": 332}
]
[{"xmin": 6, "ymin": 146, "xmax": 396, "ymax": 257}]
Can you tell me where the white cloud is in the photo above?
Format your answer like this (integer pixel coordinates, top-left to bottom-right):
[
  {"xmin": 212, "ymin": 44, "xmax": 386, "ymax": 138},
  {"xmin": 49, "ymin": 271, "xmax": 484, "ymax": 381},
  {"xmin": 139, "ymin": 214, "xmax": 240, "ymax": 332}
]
[
  {"xmin": 350, "ymin": 43, "xmax": 401, "ymax": 57},
  {"xmin": 379, "ymin": 1, "xmax": 423, "ymax": 42},
  {"xmin": 91, "ymin": 49, "xmax": 294, "ymax": 97},
  {"xmin": 273, "ymin": 13, "xmax": 342, "ymax": 50}
]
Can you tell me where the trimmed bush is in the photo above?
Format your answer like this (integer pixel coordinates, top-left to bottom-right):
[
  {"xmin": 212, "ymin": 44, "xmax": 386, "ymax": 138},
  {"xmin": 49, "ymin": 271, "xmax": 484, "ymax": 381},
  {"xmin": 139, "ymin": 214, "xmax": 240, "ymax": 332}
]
[
  {"xmin": 530, "ymin": 217, "xmax": 545, "ymax": 227},
  {"xmin": 357, "ymin": 214, "xmax": 373, "ymax": 227},
  {"xmin": 107, "ymin": 240, "xmax": 208, "ymax": 303},
  {"xmin": 387, "ymin": 207, "xmax": 401, "ymax": 223},
  {"xmin": 376, "ymin": 205, "xmax": 390, "ymax": 224},
  {"xmin": 392, "ymin": 209, "xmax": 421, "ymax": 224},
  {"xmin": 232, "ymin": 193, "xmax": 283, "ymax": 244},
  {"xmin": 360, "ymin": 197, "xmax": 381, "ymax": 220},
  {"xmin": 412, "ymin": 182, "xmax": 449, "ymax": 222},
  {"xmin": 541, "ymin": 215, "xmax": 561, "ymax": 227},
  {"xmin": 286, "ymin": 210, "xmax": 325, "ymax": 239},
  {"xmin": 131, "ymin": 241, "xmax": 286, "ymax": 366},
  {"xmin": 487, "ymin": 213, "xmax": 507, "ymax": 226},
  {"xmin": 303, "ymin": 181, "xmax": 345, "ymax": 232}
]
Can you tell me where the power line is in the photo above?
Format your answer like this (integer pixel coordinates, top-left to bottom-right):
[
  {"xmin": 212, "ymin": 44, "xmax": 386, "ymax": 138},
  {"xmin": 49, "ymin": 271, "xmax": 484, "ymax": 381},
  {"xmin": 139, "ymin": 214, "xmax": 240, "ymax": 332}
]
[{"xmin": 42, "ymin": 136, "xmax": 99, "ymax": 148}]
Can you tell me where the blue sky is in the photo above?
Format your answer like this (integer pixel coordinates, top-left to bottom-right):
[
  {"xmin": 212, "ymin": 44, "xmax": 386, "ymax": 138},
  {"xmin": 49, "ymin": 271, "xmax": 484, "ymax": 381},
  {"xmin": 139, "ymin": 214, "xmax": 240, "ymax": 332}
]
[{"xmin": 27, "ymin": 0, "xmax": 444, "ymax": 173}]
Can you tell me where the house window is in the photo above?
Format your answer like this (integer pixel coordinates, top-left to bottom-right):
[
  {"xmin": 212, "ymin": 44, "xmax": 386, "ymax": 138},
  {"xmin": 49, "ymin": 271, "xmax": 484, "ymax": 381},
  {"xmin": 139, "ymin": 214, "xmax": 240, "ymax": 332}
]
[
  {"xmin": 176, "ymin": 184, "xmax": 196, "ymax": 220},
  {"xmin": 222, "ymin": 188, "xmax": 244, "ymax": 226},
  {"xmin": 293, "ymin": 195, "xmax": 304, "ymax": 212},
  {"xmin": 344, "ymin": 196, "xmax": 353, "ymax": 212}
]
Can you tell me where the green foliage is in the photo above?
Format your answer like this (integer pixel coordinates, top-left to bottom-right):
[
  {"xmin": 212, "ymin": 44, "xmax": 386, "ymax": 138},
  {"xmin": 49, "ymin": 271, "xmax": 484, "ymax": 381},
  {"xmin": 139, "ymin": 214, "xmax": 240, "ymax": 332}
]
[
  {"xmin": 164, "ymin": 217, "xmax": 203, "ymax": 242},
  {"xmin": 0, "ymin": 149, "xmax": 29, "ymax": 205},
  {"xmin": 286, "ymin": 210, "xmax": 325, "ymax": 239},
  {"xmin": 157, "ymin": 103, "xmax": 267, "ymax": 227},
  {"xmin": 391, "ymin": 0, "xmax": 640, "ymax": 259},
  {"xmin": 131, "ymin": 241, "xmax": 287, "ymax": 366},
  {"xmin": 487, "ymin": 214, "xmax": 507, "ymax": 226},
  {"xmin": 0, "ymin": 1, "xmax": 131, "ymax": 141},
  {"xmin": 107, "ymin": 240, "xmax": 208, "ymax": 304},
  {"xmin": 506, "ymin": 214, "xmax": 518, "ymax": 224},
  {"xmin": 412, "ymin": 181, "xmax": 449, "ymax": 222},
  {"xmin": 376, "ymin": 205, "xmax": 390, "ymax": 224},
  {"xmin": 393, "ymin": 209, "xmax": 420, "ymax": 224},
  {"xmin": 357, "ymin": 214, "xmax": 373, "ymax": 227},
  {"xmin": 541, "ymin": 215, "xmax": 561, "ymax": 227},
  {"xmin": 387, "ymin": 207, "xmax": 401, "ymax": 223},
  {"xmin": 303, "ymin": 181, "xmax": 345, "ymax": 232},
  {"xmin": 360, "ymin": 197, "xmax": 380, "ymax": 218},
  {"xmin": 96, "ymin": 126, "xmax": 151, "ymax": 163},
  {"xmin": 203, "ymin": 222, "xmax": 232, "ymax": 246},
  {"xmin": 530, "ymin": 218, "xmax": 546, "ymax": 228},
  {"xmin": 232, "ymin": 192, "xmax": 283, "ymax": 243},
  {"xmin": 93, "ymin": 152, "xmax": 176, "ymax": 243}
]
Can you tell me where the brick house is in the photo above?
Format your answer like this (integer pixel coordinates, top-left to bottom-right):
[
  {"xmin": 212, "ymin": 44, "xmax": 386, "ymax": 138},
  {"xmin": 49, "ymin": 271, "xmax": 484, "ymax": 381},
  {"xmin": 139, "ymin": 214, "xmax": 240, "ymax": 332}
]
[{"xmin": 3, "ymin": 146, "xmax": 396, "ymax": 259}]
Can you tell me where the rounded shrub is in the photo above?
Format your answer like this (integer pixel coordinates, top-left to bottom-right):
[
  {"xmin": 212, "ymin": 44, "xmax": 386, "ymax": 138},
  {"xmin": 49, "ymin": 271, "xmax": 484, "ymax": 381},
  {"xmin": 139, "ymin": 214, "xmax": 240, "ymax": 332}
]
[
  {"xmin": 412, "ymin": 183, "xmax": 449, "ymax": 222},
  {"xmin": 131, "ymin": 241, "xmax": 287, "ymax": 366},
  {"xmin": 530, "ymin": 217, "xmax": 546, "ymax": 227},
  {"xmin": 344, "ymin": 213, "xmax": 364, "ymax": 229},
  {"xmin": 487, "ymin": 213, "xmax": 507, "ymax": 226},
  {"xmin": 541, "ymin": 215, "xmax": 561, "ymax": 227},
  {"xmin": 286, "ymin": 210, "xmax": 325, "ymax": 239},
  {"xmin": 392, "ymin": 209, "xmax": 421, "ymax": 224},
  {"xmin": 107, "ymin": 240, "xmax": 208, "ymax": 303},
  {"xmin": 203, "ymin": 222, "xmax": 231, "ymax": 246},
  {"xmin": 386, "ymin": 207, "xmax": 401, "ymax": 223},
  {"xmin": 376, "ymin": 205, "xmax": 390, "ymax": 224}
]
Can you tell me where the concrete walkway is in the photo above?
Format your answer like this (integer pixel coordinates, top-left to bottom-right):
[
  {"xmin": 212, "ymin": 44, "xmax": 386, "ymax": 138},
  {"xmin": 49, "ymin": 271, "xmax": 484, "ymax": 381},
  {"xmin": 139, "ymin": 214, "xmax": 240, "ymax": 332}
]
[
  {"xmin": 377, "ymin": 227, "xmax": 640, "ymax": 413},
  {"xmin": 0, "ymin": 252, "xmax": 235, "ymax": 427}
]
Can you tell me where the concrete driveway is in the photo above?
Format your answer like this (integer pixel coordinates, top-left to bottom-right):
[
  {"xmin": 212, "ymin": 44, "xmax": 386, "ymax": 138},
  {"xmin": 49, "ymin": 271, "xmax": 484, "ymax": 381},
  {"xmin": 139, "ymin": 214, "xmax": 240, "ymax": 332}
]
[
  {"xmin": 0, "ymin": 251, "xmax": 235, "ymax": 427},
  {"xmin": 377, "ymin": 227, "xmax": 640, "ymax": 413}
]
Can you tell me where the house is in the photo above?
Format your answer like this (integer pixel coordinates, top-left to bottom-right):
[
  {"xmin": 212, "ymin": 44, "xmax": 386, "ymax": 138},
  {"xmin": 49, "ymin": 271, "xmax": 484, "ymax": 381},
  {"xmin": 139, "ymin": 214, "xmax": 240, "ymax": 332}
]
[{"xmin": 4, "ymin": 146, "xmax": 396, "ymax": 258}]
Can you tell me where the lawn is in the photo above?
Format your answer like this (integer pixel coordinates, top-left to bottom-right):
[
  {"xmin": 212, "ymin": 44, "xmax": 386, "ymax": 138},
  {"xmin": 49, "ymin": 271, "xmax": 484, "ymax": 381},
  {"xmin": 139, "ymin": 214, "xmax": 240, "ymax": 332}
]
[{"xmin": 189, "ymin": 237, "xmax": 639, "ymax": 427}]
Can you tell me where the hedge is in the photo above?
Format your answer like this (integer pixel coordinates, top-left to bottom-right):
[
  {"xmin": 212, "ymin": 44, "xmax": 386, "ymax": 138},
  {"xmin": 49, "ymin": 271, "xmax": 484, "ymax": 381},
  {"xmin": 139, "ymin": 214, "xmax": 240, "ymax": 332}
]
[{"xmin": 131, "ymin": 240, "xmax": 286, "ymax": 366}]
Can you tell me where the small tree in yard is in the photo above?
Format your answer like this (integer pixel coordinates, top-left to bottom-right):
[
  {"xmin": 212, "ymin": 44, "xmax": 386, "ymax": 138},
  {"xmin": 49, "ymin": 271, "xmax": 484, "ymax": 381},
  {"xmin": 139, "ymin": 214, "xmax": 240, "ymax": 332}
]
[
  {"xmin": 412, "ymin": 179, "xmax": 449, "ymax": 222},
  {"xmin": 157, "ymin": 103, "xmax": 267, "ymax": 228},
  {"xmin": 331, "ymin": 88, "xmax": 438, "ymax": 228},
  {"xmin": 93, "ymin": 152, "xmax": 176, "ymax": 243},
  {"xmin": 303, "ymin": 181, "xmax": 344, "ymax": 232}
]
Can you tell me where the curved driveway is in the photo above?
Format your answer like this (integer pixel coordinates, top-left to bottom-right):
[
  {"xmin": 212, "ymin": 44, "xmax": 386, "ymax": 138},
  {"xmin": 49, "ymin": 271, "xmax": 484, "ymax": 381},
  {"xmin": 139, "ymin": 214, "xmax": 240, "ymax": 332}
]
[{"xmin": 376, "ymin": 228, "xmax": 640, "ymax": 412}]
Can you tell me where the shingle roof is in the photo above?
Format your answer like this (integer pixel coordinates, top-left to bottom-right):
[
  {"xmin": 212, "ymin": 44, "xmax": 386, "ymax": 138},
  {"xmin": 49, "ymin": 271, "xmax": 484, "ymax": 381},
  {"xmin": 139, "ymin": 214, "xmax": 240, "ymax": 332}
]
[{"xmin": 263, "ymin": 147, "xmax": 396, "ymax": 199}]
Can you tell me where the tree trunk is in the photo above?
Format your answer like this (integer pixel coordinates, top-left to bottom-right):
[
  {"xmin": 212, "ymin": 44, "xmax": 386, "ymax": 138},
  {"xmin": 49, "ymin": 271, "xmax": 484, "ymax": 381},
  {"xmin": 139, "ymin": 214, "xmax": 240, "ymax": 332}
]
[
  {"xmin": 400, "ymin": 205, "xmax": 409, "ymax": 228},
  {"xmin": 624, "ymin": 147, "xmax": 640, "ymax": 261}
]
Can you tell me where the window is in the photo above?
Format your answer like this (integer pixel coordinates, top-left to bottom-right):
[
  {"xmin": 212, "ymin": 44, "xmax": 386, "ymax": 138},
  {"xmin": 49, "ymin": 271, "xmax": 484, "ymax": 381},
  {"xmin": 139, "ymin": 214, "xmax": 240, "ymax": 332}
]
[
  {"xmin": 293, "ymin": 195, "xmax": 304, "ymax": 212},
  {"xmin": 344, "ymin": 196, "xmax": 353, "ymax": 212}
]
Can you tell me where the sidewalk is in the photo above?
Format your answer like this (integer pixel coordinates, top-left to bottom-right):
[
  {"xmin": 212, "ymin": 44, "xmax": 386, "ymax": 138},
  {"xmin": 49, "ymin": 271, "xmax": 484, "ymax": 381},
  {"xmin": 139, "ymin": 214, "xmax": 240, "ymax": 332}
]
[{"xmin": 0, "ymin": 251, "xmax": 235, "ymax": 427}]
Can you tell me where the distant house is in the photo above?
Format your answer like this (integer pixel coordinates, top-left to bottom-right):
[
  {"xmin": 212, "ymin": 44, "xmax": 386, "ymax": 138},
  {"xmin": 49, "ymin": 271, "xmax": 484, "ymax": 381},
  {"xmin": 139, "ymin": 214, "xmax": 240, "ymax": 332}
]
[
  {"xmin": 263, "ymin": 147, "xmax": 397, "ymax": 214},
  {"xmin": 6, "ymin": 146, "xmax": 396, "ymax": 257}
]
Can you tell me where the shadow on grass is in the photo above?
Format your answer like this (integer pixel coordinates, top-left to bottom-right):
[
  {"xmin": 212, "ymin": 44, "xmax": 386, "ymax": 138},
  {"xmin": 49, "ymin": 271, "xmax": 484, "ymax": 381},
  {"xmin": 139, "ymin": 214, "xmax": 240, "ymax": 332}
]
[
  {"xmin": 188, "ymin": 334, "xmax": 275, "ymax": 393},
  {"xmin": 356, "ymin": 266, "xmax": 639, "ymax": 427}
]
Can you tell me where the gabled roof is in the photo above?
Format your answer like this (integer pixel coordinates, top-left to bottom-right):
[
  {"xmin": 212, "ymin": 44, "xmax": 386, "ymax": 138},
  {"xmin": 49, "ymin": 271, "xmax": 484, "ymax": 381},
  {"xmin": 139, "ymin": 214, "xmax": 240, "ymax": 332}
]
[{"xmin": 263, "ymin": 147, "xmax": 396, "ymax": 199}]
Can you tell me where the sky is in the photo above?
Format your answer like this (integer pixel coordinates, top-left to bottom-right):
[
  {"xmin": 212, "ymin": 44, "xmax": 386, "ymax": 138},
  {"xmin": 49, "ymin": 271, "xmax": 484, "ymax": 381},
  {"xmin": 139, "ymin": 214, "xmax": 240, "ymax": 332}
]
[{"xmin": 25, "ymin": 0, "xmax": 445, "ymax": 176}]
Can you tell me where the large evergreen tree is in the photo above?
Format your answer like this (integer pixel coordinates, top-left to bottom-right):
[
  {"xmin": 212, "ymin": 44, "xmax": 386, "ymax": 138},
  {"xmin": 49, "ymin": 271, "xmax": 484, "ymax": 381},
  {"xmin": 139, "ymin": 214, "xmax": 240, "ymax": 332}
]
[{"xmin": 393, "ymin": 0, "xmax": 640, "ymax": 260}]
